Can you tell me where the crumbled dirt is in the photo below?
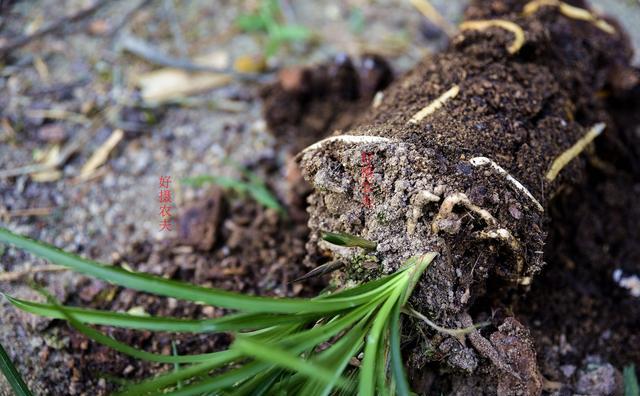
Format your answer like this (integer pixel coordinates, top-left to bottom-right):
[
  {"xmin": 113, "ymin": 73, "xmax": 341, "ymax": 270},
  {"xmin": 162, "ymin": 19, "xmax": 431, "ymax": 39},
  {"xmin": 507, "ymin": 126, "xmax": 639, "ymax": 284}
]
[{"xmin": 298, "ymin": 0, "xmax": 639, "ymax": 394}]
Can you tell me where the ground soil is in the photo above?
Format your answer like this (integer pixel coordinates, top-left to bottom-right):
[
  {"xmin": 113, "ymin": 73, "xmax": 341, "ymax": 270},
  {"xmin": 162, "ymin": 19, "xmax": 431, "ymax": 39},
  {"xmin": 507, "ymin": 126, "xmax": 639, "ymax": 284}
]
[{"xmin": 1, "ymin": 1, "xmax": 639, "ymax": 395}]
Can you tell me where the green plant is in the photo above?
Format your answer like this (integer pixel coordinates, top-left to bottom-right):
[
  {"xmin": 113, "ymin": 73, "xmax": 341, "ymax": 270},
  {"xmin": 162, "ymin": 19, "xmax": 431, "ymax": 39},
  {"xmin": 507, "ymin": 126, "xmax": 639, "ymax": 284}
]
[
  {"xmin": 625, "ymin": 364, "xmax": 640, "ymax": 396},
  {"xmin": 321, "ymin": 231, "xmax": 377, "ymax": 251},
  {"xmin": 0, "ymin": 227, "xmax": 446, "ymax": 395},
  {"xmin": 236, "ymin": 0, "xmax": 311, "ymax": 57},
  {"xmin": 182, "ymin": 169, "xmax": 285, "ymax": 215},
  {"xmin": 0, "ymin": 340, "xmax": 33, "ymax": 396}
]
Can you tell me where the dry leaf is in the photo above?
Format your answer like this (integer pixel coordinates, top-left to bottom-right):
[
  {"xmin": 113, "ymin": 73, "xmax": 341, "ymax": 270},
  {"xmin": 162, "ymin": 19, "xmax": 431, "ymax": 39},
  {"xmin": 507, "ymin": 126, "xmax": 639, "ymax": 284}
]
[
  {"xmin": 135, "ymin": 50, "xmax": 233, "ymax": 103},
  {"xmin": 79, "ymin": 129, "xmax": 124, "ymax": 180}
]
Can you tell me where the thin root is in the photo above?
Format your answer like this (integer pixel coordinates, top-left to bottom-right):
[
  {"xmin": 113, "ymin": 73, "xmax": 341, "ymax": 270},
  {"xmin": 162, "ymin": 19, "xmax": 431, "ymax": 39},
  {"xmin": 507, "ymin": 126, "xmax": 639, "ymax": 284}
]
[
  {"xmin": 431, "ymin": 192, "xmax": 497, "ymax": 234},
  {"xmin": 545, "ymin": 122, "xmax": 605, "ymax": 181},
  {"xmin": 407, "ymin": 190, "xmax": 441, "ymax": 234},
  {"xmin": 408, "ymin": 85, "xmax": 460, "ymax": 124},
  {"xmin": 406, "ymin": 307, "xmax": 489, "ymax": 343},
  {"xmin": 432, "ymin": 193, "xmax": 526, "ymax": 279},
  {"xmin": 470, "ymin": 156, "xmax": 544, "ymax": 212},
  {"xmin": 523, "ymin": 0, "xmax": 616, "ymax": 34},
  {"xmin": 409, "ymin": 0, "xmax": 457, "ymax": 37},
  {"xmin": 460, "ymin": 313, "xmax": 522, "ymax": 380},
  {"xmin": 459, "ymin": 20, "xmax": 526, "ymax": 54}
]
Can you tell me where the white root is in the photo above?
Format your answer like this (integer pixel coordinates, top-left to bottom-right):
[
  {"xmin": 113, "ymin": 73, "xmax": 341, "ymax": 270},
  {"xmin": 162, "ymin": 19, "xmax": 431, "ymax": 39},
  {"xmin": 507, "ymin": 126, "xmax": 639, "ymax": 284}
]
[
  {"xmin": 545, "ymin": 122, "xmax": 605, "ymax": 181},
  {"xmin": 408, "ymin": 85, "xmax": 460, "ymax": 124},
  {"xmin": 407, "ymin": 190, "xmax": 441, "ymax": 234},
  {"xmin": 432, "ymin": 192, "xmax": 526, "ymax": 279},
  {"xmin": 409, "ymin": 0, "xmax": 457, "ymax": 37},
  {"xmin": 431, "ymin": 192, "xmax": 498, "ymax": 233},
  {"xmin": 458, "ymin": 20, "xmax": 526, "ymax": 54},
  {"xmin": 469, "ymin": 156, "xmax": 544, "ymax": 213},
  {"xmin": 298, "ymin": 134, "xmax": 392, "ymax": 157},
  {"xmin": 523, "ymin": 0, "xmax": 616, "ymax": 34}
]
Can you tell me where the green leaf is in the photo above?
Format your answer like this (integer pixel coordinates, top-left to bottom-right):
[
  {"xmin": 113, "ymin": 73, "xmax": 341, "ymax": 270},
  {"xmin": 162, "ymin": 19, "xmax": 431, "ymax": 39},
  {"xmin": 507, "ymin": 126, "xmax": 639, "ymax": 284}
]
[
  {"xmin": 181, "ymin": 175, "xmax": 249, "ymax": 192},
  {"xmin": 321, "ymin": 231, "xmax": 377, "ymax": 250},
  {"xmin": 116, "ymin": 358, "xmax": 236, "ymax": 396},
  {"xmin": 232, "ymin": 337, "xmax": 348, "ymax": 388},
  {"xmin": 400, "ymin": 253, "xmax": 437, "ymax": 306},
  {"xmin": 231, "ymin": 366, "xmax": 284, "ymax": 396},
  {"xmin": 236, "ymin": 14, "xmax": 267, "ymax": 32},
  {"xmin": 359, "ymin": 286, "xmax": 403, "ymax": 396},
  {"xmin": 248, "ymin": 184, "xmax": 286, "ymax": 214},
  {"xmin": 156, "ymin": 361, "xmax": 269, "ymax": 396},
  {"xmin": 0, "ymin": 341, "xmax": 33, "ymax": 396},
  {"xmin": 0, "ymin": 227, "xmax": 377, "ymax": 314},
  {"xmin": 6, "ymin": 296, "xmax": 322, "ymax": 333},
  {"xmin": 375, "ymin": 327, "xmax": 391, "ymax": 396},
  {"xmin": 625, "ymin": 364, "xmax": 640, "ymax": 396},
  {"xmin": 271, "ymin": 24, "xmax": 311, "ymax": 42},
  {"xmin": 32, "ymin": 286, "xmax": 236, "ymax": 364},
  {"xmin": 390, "ymin": 300, "xmax": 410, "ymax": 396},
  {"xmin": 182, "ymin": 174, "xmax": 285, "ymax": 214}
]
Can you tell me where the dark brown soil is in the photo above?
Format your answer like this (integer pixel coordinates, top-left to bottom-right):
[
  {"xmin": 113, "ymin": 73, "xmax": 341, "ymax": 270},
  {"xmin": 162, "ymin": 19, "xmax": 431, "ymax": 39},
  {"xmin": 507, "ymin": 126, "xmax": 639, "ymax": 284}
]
[
  {"xmin": 263, "ymin": 53, "xmax": 393, "ymax": 152},
  {"xmin": 297, "ymin": 0, "xmax": 639, "ymax": 394}
]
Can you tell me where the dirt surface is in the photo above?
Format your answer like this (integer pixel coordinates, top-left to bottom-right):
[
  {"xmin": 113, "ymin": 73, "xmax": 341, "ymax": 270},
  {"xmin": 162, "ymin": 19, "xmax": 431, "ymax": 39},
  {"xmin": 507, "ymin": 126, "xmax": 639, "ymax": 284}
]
[{"xmin": 1, "ymin": 0, "xmax": 639, "ymax": 395}]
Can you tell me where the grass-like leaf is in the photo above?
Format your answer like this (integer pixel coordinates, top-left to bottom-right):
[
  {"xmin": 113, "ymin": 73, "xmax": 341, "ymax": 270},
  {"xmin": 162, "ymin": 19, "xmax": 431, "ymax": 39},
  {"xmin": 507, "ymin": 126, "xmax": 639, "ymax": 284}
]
[
  {"xmin": 0, "ymin": 228, "xmax": 377, "ymax": 313},
  {"xmin": 359, "ymin": 287, "xmax": 402, "ymax": 395},
  {"xmin": 6, "ymin": 296, "xmax": 322, "ymax": 333},
  {"xmin": 625, "ymin": 364, "xmax": 640, "ymax": 396},
  {"xmin": 321, "ymin": 231, "xmax": 377, "ymax": 250},
  {"xmin": 0, "ymin": 225, "xmax": 441, "ymax": 395},
  {"xmin": 181, "ymin": 173, "xmax": 285, "ymax": 214},
  {"xmin": 0, "ymin": 341, "xmax": 32, "ymax": 396},
  {"xmin": 232, "ymin": 337, "xmax": 349, "ymax": 388}
]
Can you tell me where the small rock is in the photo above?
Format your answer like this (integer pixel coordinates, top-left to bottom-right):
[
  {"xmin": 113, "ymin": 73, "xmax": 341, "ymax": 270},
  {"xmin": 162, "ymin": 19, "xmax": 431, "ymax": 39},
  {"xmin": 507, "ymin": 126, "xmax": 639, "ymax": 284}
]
[
  {"xmin": 178, "ymin": 187, "xmax": 225, "ymax": 251},
  {"xmin": 575, "ymin": 362, "xmax": 622, "ymax": 396},
  {"xmin": 490, "ymin": 317, "xmax": 543, "ymax": 396},
  {"xmin": 561, "ymin": 364, "xmax": 576, "ymax": 378},
  {"xmin": 278, "ymin": 67, "xmax": 312, "ymax": 94},
  {"xmin": 38, "ymin": 124, "xmax": 67, "ymax": 143},
  {"xmin": 508, "ymin": 205, "xmax": 522, "ymax": 219}
]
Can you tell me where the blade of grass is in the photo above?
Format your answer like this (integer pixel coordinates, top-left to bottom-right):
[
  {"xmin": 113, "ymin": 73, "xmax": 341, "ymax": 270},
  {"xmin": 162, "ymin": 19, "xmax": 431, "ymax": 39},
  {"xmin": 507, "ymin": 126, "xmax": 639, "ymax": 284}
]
[
  {"xmin": 625, "ymin": 364, "xmax": 639, "ymax": 396},
  {"xmin": 400, "ymin": 252, "xmax": 437, "ymax": 306},
  {"xmin": 283, "ymin": 318, "xmax": 369, "ymax": 396},
  {"xmin": 232, "ymin": 337, "xmax": 349, "ymax": 389},
  {"xmin": 5, "ymin": 295, "xmax": 323, "ymax": 333},
  {"xmin": 321, "ymin": 231, "xmax": 377, "ymax": 250},
  {"xmin": 116, "ymin": 355, "xmax": 238, "ymax": 396},
  {"xmin": 359, "ymin": 286, "xmax": 403, "ymax": 396},
  {"xmin": 0, "ymin": 228, "xmax": 381, "ymax": 314},
  {"xmin": 181, "ymin": 175, "xmax": 250, "ymax": 192},
  {"xmin": 231, "ymin": 366, "xmax": 285, "ymax": 396},
  {"xmin": 156, "ymin": 361, "xmax": 269, "ymax": 396},
  {"xmin": 389, "ymin": 300, "xmax": 410, "ymax": 396},
  {"xmin": 33, "ymin": 285, "xmax": 237, "ymax": 364},
  {"xmin": 0, "ymin": 341, "xmax": 33, "ymax": 396},
  {"xmin": 375, "ymin": 326, "xmax": 391, "ymax": 396}
]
